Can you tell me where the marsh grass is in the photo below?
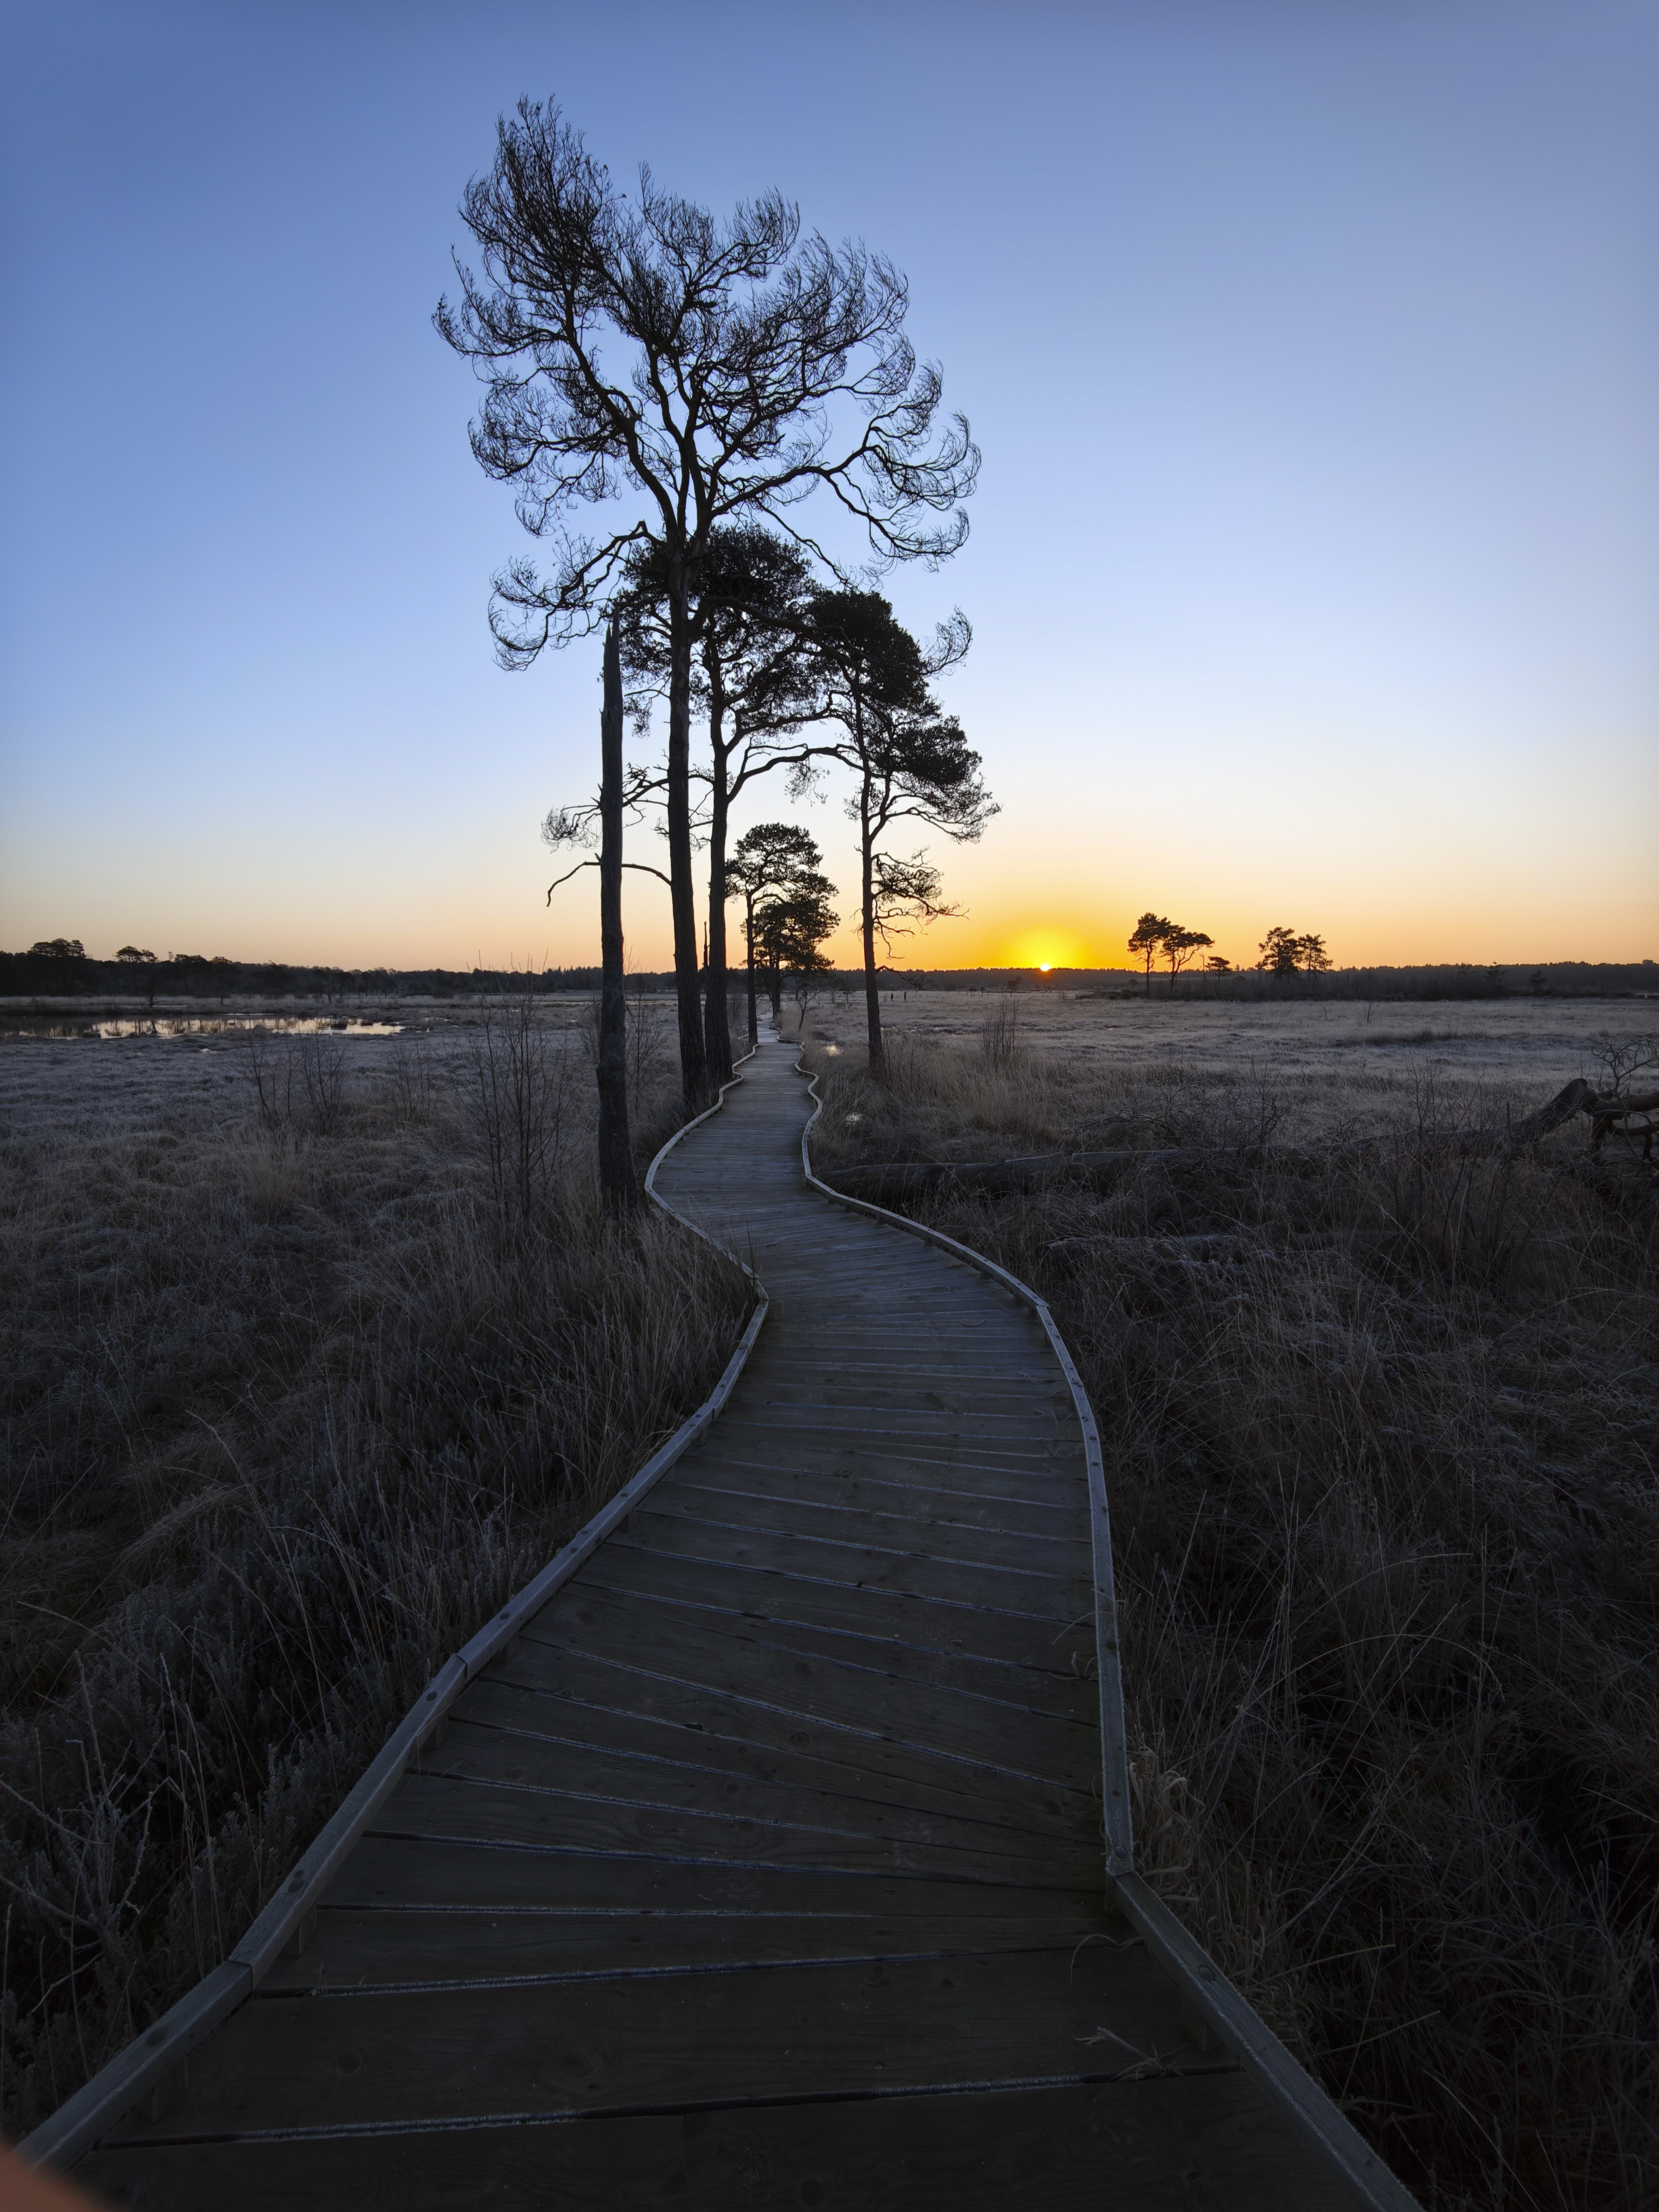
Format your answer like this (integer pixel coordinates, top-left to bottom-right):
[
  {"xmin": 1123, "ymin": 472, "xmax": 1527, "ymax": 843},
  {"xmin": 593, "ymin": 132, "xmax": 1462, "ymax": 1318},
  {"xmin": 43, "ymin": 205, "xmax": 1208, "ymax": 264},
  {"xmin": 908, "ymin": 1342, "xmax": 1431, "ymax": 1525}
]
[
  {"xmin": 0, "ymin": 1028, "xmax": 748, "ymax": 2135},
  {"xmin": 806, "ymin": 1030, "xmax": 1659, "ymax": 2212}
]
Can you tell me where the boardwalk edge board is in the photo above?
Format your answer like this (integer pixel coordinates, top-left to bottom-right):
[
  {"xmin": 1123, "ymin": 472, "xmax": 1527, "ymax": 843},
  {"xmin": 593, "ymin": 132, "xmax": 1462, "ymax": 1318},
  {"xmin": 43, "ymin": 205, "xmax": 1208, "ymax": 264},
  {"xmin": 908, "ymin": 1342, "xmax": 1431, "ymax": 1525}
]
[
  {"xmin": 797, "ymin": 1049, "xmax": 1422, "ymax": 2212},
  {"xmin": 23, "ymin": 1056, "xmax": 770, "ymax": 2177}
]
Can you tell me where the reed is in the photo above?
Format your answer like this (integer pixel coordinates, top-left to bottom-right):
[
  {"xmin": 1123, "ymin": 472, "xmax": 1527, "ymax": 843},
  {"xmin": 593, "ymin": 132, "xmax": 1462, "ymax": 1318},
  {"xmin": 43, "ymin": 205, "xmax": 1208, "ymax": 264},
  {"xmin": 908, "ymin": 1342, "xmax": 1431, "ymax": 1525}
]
[
  {"xmin": 0, "ymin": 1027, "xmax": 749, "ymax": 2135},
  {"xmin": 805, "ymin": 1029, "xmax": 1658, "ymax": 2212}
]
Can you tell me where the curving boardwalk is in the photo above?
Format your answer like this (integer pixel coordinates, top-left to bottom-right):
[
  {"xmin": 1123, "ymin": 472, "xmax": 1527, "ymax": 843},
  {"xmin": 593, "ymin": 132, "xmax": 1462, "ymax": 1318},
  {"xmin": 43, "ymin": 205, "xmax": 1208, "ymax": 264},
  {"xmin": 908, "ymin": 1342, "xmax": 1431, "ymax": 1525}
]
[{"xmin": 71, "ymin": 1036, "xmax": 1378, "ymax": 2208}]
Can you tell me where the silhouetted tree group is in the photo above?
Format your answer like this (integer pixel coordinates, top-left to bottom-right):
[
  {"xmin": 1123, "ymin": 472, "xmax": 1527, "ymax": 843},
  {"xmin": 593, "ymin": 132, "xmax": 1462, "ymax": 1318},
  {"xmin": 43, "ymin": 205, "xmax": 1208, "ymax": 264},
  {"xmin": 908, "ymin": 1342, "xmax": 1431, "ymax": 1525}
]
[{"xmin": 439, "ymin": 97, "xmax": 988, "ymax": 1201}]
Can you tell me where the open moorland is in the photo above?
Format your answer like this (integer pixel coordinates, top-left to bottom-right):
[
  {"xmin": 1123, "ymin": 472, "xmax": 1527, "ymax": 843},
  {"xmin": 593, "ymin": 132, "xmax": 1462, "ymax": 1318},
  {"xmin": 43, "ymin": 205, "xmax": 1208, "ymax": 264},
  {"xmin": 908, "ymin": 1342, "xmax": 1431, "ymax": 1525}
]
[
  {"xmin": 4, "ymin": 987, "xmax": 1655, "ymax": 2206},
  {"xmin": 0, "ymin": 1000, "xmax": 750, "ymax": 2136},
  {"xmin": 800, "ymin": 991, "xmax": 1658, "ymax": 2211}
]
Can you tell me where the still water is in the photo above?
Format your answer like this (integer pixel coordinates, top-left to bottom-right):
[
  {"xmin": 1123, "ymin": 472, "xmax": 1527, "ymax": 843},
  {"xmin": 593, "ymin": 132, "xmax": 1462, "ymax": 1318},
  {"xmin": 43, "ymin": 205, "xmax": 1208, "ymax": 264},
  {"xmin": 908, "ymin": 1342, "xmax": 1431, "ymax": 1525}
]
[{"xmin": 0, "ymin": 1017, "xmax": 405, "ymax": 1041}]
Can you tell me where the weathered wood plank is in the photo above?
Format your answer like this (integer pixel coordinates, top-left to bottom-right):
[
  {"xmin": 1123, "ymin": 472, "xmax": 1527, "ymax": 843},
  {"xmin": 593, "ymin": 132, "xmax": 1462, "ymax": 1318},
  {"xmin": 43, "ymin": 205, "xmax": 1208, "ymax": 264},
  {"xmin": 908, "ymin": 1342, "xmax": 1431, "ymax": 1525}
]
[
  {"xmin": 517, "ymin": 1593, "xmax": 1098, "ymax": 1770},
  {"xmin": 665, "ymin": 1455, "xmax": 1094, "ymax": 1537},
  {"xmin": 415, "ymin": 1717, "xmax": 1099, "ymax": 1856},
  {"xmin": 371, "ymin": 1769, "xmax": 1101, "ymax": 1887},
  {"xmin": 99, "ymin": 1947, "xmax": 1220, "ymax": 2140},
  {"xmin": 259, "ymin": 1902, "xmax": 1103, "ymax": 1991},
  {"xmin": 583, "ymin": 1546, "xmax": 1100, "ymax": 1671},
  {"xmin": 531, "ymin": 1581, "xmax": 1098, "ymax": 1715},
  {"xmin": 608, "ymin": 1516, "xmax": 1094, "ymax": 1618},
  {"xmin": 80, "ymin": 2071, "xmax": 1366, "ymax": 2212},
  {"xmin": 321, "ymin": 1837, "xmax": 1104, "ymax": 1920},
  {"xmin": 643, "ymin": 1485, "xmax": 1095, "ymax": 1578},
  {"xmin": 451, "ymin": 1671, "xmax": 1096, "ymax": 1829},
  {"xmin": 80, "ymin": 2073, "xmax": 1365, "ymax": 2212}
]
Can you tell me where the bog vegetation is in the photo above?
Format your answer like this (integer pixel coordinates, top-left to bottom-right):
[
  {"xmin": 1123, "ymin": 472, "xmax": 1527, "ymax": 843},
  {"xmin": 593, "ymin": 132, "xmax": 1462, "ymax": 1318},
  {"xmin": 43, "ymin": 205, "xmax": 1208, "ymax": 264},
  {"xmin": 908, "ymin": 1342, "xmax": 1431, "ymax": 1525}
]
[
  {"xmin": 0, "ymin": 1007, "xmax": 750, "ymax": 2135},
  {"xmin": 803, "ymin": 1018, "xmax": 1658, "ymax": 2212}
]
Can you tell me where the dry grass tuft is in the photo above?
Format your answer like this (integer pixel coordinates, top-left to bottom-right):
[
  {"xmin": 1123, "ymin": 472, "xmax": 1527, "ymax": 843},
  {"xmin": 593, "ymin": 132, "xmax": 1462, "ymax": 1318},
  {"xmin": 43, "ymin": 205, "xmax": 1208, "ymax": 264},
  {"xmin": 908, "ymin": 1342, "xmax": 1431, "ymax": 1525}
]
[
  {"xmin": 0, "ymin": 1018, "xmax": 748, "ymax": 2135},
  {"xmin": 805, "ymin": 1029, "xmax": 1658, "ymax": 2212}
]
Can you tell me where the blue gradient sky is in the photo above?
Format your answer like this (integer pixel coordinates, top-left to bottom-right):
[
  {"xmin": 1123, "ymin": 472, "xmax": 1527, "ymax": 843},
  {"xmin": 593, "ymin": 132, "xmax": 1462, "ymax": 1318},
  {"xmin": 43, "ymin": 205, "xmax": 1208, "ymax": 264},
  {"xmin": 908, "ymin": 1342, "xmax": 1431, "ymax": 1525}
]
[{"xmin": 3, "ymin": 1, "xmax": 1655, "ymax": 972}]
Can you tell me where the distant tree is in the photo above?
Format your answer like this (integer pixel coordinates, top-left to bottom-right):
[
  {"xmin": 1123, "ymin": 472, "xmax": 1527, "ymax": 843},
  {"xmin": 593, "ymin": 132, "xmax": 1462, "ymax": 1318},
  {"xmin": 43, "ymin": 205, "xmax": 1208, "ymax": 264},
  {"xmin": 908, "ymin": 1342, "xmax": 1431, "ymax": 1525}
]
[
  {"xmin": 1205, "ymin": 954, "xmax": 1232, "ymax": 974},
  {"xmin": 1296, "ymin": 932, "xmax": 1332, "ymax": 975},
  {"xmin": 28, "ymin": 938, "xmax": 84, "ymax": 960},
  {"xmin": 728, "ymin": 823, "xmax": 826, "ymax": 1042},
  {"xmin": 754, "ymin": 873, "xmax": 839, "ymax": 1026},
  {"xmin": 437, "ymin": 98, "xmax": 978, "ymax": 1109},
  {"xmin": 803, "ymin": 589, "xmax": 991, "ymax": 1079},
  {"xmin": 117, "ymin": 945, "xmax": 163, "ymax": 1011},
  {"xmin": 1127, "ymin": 913, "xmax": 1171, "ymax": 997},
  {"xmin": 1162, "ymin": 925, "xmax": 1213, "ymax": 994},
  {"xmin": 1257, "ymin": 925, "xmax": 1301, "ymax": 977}
]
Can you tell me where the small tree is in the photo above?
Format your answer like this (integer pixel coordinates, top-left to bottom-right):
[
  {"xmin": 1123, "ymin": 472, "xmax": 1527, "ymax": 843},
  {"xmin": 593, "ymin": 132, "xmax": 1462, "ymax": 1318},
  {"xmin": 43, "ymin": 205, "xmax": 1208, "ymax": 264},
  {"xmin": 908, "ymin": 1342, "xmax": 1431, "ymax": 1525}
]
[
  {"xmin": 117, "ymin": 945, "xmax": 162, "ymax": 1013},
  {"xmin": 1162, "ymin": 925, "xmax": 1213, "ymax": 995},
  {"xmin": 1127, "ymin": 913, "xmax": 1171, "ymax": 997},
  {"xmin": 728, "ymin": 823, "xmax": 826, "ymax": 1042},
  {"xmin": 1205, "ymin": 954, "xmax": 1232, "ymax": 974},
  {"xmin": 1296, "ymin": 932, "xmax": 1332, "ymax": 975},
  {"xmin": 1257, "ymin": 925, "xmax": 1301, "ymax": 977},
  {"xmin": 437, "ymin": 99, "xmax": 977, "ymax": 1110},
  {"xmin": 754, "ymin": 876, "xmax": 839, "ymax": 1027},
  {"xmin": 804, "ymin": 589, "xmax": 991, "ymax": 1078}
]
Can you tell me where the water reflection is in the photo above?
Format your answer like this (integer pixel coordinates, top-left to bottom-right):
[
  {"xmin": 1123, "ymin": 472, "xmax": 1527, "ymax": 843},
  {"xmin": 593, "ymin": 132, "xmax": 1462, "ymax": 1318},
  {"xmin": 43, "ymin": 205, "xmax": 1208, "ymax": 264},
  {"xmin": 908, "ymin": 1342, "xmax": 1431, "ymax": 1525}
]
[{"xmin": 1, "ymin": 1017, "xmax": 406, "ymax": 1041}]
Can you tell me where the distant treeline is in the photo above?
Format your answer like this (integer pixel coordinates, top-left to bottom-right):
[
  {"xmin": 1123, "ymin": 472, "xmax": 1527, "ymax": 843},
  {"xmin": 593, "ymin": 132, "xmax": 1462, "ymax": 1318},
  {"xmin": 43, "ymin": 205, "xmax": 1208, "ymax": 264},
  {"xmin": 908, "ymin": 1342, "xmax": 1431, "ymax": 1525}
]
[
  {"xmin": 0, "ymin": 949, "xmax": 623, "ymax": 1000},
  {"xmin": 895, "ymin": 962, "xmax": 1659, "ymax": 1001},
  {"xmin": 3, "ymin": 948, "xmax": 1653, "ymax": 1003}
]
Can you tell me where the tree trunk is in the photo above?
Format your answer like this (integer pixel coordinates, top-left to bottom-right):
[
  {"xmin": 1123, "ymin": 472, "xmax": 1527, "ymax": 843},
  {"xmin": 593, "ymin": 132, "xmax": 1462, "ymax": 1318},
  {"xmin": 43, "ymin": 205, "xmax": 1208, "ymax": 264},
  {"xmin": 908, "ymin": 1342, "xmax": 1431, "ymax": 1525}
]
[
  {"xmin": 767, "ymin": 961, "xmax": 783, "ymax": 1020},
  {"xmin": 665, "ymin": 567, "xmax": 710, "ymax": 1110},
  {"xmin": 860, "ymin": 788, "xmax": 885, "ymax": 1080},
  {"xmin": 703, "ymin": 692, "xmax": 734, "ymax": 1084},
  {"xmin": 745, "ymin": 897, "xmax": 759, "ymax": 1044},
  {"xmin": 596, "ymin": 622, "xmax": 637, "ymax": 1215}
]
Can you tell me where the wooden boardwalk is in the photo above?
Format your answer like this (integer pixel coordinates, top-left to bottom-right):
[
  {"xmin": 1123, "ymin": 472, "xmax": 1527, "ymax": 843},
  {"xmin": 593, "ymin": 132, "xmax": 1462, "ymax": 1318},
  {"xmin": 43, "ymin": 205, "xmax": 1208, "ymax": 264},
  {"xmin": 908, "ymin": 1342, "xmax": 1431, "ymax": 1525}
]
[{"xmin": 62, "ymin": 1036, "xmax": 1399, "ymax": 2208}]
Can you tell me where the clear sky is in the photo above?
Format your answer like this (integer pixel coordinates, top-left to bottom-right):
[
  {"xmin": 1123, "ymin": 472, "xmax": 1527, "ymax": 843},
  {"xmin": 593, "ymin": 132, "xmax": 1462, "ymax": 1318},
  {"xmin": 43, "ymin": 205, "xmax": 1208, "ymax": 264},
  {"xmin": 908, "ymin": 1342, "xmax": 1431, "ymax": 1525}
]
[{"xmin": 3, "ymin": 0, "xmax": 1655, "ymax": 974}]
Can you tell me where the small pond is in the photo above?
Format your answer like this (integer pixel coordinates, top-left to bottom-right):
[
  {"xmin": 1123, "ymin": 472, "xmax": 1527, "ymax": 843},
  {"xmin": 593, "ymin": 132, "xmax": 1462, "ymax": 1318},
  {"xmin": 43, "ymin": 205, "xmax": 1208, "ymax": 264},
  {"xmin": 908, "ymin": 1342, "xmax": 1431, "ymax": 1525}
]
[{"xmin": 0, "ymin": 1017, "xmax": 405, "ymax": 1041}]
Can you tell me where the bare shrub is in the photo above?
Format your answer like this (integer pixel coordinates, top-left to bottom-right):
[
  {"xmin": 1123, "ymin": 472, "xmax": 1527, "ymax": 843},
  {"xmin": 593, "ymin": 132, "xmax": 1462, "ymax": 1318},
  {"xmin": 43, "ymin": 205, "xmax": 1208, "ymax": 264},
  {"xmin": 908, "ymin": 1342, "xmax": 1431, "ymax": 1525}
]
[
  {"xmin": 240, "ymin": 1029, "xmax": 296, "ymax": 1131},
  {"xmin": 978, "ymin": 989, "xmax": 1022, "ymax": 1074},
  {"xmin": 460, "ymin": 990, "xmax": 572, "ymax": 1224},
  {"xmin": 804, "ymin": 1034, "xmax": 1659, "ymax": 2211},
  {"xmin": 0, "ymin": 1049, "xmax": 748, "ymax": 2134},
  {"xmin": 295, "ymin": 1033, "xmax": 346, "ymax": 1135},
  {"xmin": 240, "ymin": 1031, "xmax": 348, "ymax": 1137},
  {"xmin": 385, "ymin": 1029, "xmax": 438, "ymax": 1125}
]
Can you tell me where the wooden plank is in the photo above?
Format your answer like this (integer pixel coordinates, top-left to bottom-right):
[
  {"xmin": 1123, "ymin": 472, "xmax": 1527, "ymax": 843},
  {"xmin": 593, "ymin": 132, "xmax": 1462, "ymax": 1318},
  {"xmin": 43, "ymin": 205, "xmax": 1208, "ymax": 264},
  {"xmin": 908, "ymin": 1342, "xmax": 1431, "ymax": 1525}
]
[
  {"xmin": 320, "ymin": 1837, "xmax": 1104, "ymax": 1920},
  {"xmin": 642, "ymin": 1485, "xmax": 1095, "ymax": 1579},
  {"xmin": 259, "ymin": 1903, "xmax": 1104, "ymax": 1991},
  {"xmin": 702, "ymin": 1424, "xmax": 1079, "ymax": 1481},
  {"xmin": 583, "ymin": 1546, "xmax": 1100, "ymax": 1672},
  {"xmin": 738, "ymin": 1377, "xmax": 1075, "ymax": 1416},
  {"xmin": 516, "ymin": 1594, "xmax": 1099, "ymax": 1775},
  {"xmin": 79, "ymin": 2075, "xmax": 1357, "ymax": 2211},
  {"xmin": 665, "ymin": 1455, "xmax": 1094, "ymax": 1537},
  {"xmin": 415, "ymin": 1717, "xmax": 1100, "ymax": 1857},
  {"xmin": 609, "ymin": 1517, "xmax": 1094, "ymax": 1619},
  {"xmin": 97, "ymin": 1946, "xmax": 1224, "ymax": 2139},
  {"xmin": 669, "ymin": 1442, "xmax": 1089, "ymax": 1509},
  {"xmin": 370, "ymin": 1770, "xmax": 1101, "ymax": 1887},
  {"xmin": 532, "ymin": 1581, "xmax": 1098, "ymax": 1716},
  {"xmin": 451, "ymin": 1673, "xmax": 1097, "ymax": 1831}
]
